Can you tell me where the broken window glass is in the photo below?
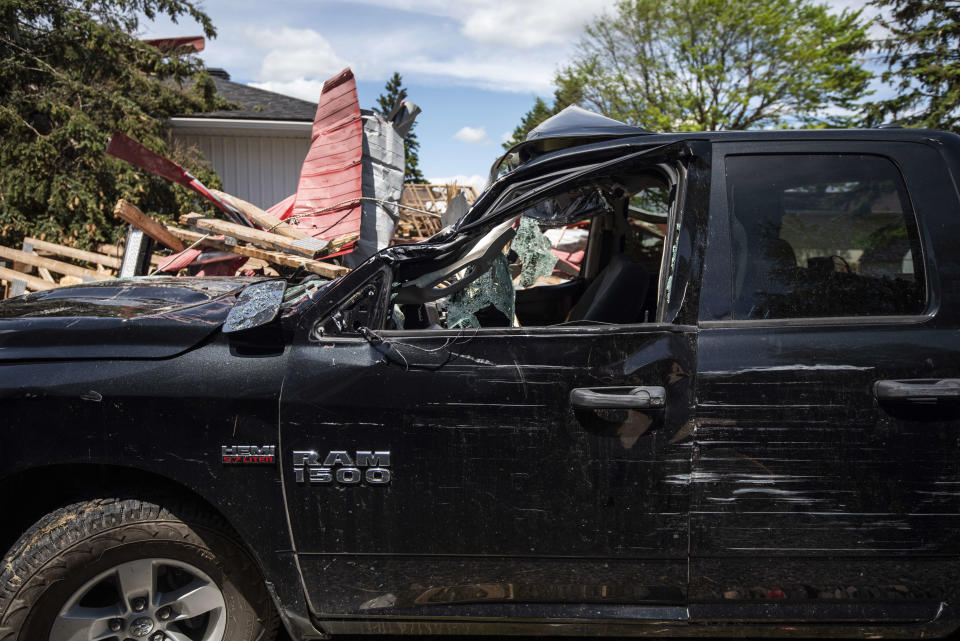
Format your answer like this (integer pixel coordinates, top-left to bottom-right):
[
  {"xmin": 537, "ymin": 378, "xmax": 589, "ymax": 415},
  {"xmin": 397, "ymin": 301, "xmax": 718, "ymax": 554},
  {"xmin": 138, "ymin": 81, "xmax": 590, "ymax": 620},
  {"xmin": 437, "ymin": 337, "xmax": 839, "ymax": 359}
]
[
  {"xmin": 444, "ymin": 254, "xmax": 515, "ymax": 329},
  {"xmin": 512, "ymin": 217, "xmax": 558, "ymax": 288}
]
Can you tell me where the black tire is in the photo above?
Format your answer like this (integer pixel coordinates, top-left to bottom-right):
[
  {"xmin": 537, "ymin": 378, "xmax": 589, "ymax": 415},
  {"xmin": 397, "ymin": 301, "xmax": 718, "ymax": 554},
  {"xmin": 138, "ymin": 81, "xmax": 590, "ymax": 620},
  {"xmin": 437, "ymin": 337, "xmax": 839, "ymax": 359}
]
[{"xmin": 0, "ymin": 496, "xmax": 278, "ymax": 641}]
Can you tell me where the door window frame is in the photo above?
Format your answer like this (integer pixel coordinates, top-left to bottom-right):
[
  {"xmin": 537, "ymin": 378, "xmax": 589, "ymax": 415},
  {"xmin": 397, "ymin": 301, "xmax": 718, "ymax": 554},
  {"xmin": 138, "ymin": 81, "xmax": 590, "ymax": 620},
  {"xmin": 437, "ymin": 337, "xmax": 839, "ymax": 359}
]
[{"xmin": 308, "ymin": 142, "xmax": 712, "ymax": 342}]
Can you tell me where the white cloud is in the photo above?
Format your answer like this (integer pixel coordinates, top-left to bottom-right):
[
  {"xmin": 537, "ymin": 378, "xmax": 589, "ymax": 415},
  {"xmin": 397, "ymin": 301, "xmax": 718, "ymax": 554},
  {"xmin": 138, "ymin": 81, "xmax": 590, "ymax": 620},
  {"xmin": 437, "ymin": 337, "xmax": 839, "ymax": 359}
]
[
  {"xmin": 453, "ymin": 126, "xmax": 488, "ymax": 144},
  {"xmin": 429, "ymin": 174, "xmax": 488, "ymax": 193},
  {"xmin": 500, "ymin": 130, "xmax": 513, "ymax": 143},
  {"xmin": 245, "ymin": 27, "xmax": 350, "ymax": 82},
  {"xmin": 461, "ymin": 1, "xmax": 615, "ymax": 48},
  {"xmin": 247, "ymin": 78, "xmax": 326, "ymax": 103},
  {"xmin": 401, "ymin": 55, "xmax": 556, "ymax": 93},
  {"xmin": 138, "ymin": 1, "xmax": 586, "ymax": 95},
  {"xmin": 346, "ymin": 0, "xmax": 615, "ymax": 48}
]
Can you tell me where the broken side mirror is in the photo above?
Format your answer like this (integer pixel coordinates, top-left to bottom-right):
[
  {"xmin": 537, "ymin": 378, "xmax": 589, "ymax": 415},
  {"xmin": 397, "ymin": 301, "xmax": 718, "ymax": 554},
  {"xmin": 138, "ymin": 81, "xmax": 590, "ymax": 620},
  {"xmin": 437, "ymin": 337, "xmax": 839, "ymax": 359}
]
[{"xmin": 222, "ymin": 280, "xmax": 286, "ymax": 334}]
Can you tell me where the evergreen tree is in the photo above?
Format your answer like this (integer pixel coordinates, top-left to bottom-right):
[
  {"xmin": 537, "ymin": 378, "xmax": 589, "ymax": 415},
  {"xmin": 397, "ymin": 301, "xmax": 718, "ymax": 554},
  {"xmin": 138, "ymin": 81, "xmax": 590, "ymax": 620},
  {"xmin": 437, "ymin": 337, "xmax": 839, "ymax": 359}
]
[
  {"xmin": 374, "ymin": 72, "xmax": 425, "ymax": 183},
  {"xmin": 862, "ymin": 0, "xmax": 960, "ymax": 131},
  {"xmin": 0, "ymin": 0, "xmax": 230, "ymax": 249}
]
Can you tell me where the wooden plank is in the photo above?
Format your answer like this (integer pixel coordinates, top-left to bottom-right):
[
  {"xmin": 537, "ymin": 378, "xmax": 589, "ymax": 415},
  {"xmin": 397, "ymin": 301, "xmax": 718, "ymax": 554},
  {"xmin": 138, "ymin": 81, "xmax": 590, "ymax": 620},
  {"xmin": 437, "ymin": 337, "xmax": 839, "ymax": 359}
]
[
  {"xmin": 0, "ymin": 266, "xmax": 53, "ymax": 291},
  {"xmin": 0, "ymin": 245, "xmax": 104, "ymax": 280},
  {"xmin": 114, "ymin": 199, "xmax": 186, "ymax": 252},
  {"xmin": 96, "ymin": 243, "xmax": 122, "ymax": 257},
  {"xmin": 207, "ymin": 189, "xmax": 312, "ymax": 241},
  {"xmin": 322, "ymin": 232, "xmax": 359, "ymax": 256},
  {"xmin": 180, "ymin": 213, "xmax": 326, "ymax": 258},
  {"xmin": 24, "ymin": 237, "xmax": 122, "ymax": 270},
  {"xmin": 97, "ymin": 244, "xmax": 219, "ymax": 267},
  {"xmin": 166, "ymin": 228, "xmax": 350, "ymax": 279}
]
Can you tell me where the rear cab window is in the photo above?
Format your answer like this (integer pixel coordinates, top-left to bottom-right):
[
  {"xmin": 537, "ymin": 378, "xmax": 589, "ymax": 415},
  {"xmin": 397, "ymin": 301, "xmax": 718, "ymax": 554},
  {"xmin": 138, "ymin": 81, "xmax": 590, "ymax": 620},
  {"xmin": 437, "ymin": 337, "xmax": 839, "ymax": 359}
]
[{"xmin": 724, "ymin": 154, "xmax": 926, "ymax": 320}]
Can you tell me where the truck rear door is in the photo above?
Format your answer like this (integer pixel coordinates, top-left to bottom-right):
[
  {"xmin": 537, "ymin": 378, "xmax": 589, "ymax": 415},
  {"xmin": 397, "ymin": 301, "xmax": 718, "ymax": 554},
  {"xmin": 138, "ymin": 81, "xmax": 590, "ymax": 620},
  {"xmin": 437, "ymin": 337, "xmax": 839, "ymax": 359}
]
[{"xmin": 692, "ymin": 138, "xmax": 960, "ymax": 627}]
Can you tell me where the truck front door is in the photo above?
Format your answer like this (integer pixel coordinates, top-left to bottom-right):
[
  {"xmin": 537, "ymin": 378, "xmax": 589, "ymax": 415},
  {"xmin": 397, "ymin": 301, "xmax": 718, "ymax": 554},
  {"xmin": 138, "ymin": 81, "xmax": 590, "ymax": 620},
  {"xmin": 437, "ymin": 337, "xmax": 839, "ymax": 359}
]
[{"xmin": 279, "ymin": 144, "xmax": 710, "ymax": 628}]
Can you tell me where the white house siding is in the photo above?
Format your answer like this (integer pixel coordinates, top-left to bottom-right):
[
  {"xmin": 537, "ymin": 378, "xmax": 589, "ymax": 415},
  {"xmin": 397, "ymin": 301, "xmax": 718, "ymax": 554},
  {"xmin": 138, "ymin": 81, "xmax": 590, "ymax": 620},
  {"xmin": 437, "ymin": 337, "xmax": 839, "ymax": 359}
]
[{"xmin": 169, "ymin": 118, "xmax": 311, "ymax": 210}]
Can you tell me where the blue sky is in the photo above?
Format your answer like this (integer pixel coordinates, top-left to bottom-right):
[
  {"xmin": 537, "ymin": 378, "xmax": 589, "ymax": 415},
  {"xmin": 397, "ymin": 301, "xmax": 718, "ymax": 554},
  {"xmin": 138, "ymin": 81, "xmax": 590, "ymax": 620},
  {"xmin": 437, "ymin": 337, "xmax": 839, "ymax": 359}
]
[
  {"xmin": 139, "ymin": 0, "xmax": 623, "ymax": 190},
  {"xmin": 141, "ymin": 0, "xmax": 878, "ymax": 190}
]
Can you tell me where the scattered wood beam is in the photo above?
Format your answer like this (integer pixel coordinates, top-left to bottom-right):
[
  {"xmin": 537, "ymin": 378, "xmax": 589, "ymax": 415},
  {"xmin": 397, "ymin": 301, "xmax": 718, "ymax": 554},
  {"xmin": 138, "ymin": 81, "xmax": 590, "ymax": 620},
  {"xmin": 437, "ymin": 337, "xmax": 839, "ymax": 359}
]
[
  {"xmin": 165, "ymin": 228, "xmax": 350, "ymax": 279},
  {"xmin": 323, "ymin": 232, "xmax": 359, "ymax": 256},
  {"xmin": 24, "ymin": 237, "xmax": 122, "ymax": 270},
  {"xmin": 208, "ymin": 189, "xmax": 311, "ymax": 241},
  {"xmin": 0, "ymin": 246, "xmax": 104, "ymax": 281},
  {"xmin": 114, "ymin": 199, "xmax": 186, "ymax": 252},
  {"xmin": 0, "ymin": 266, "xmax": 54, "ymax": 291},
  {"xmin": 180, "ymin": 213, "xmax": 327, "ymax": 259}
]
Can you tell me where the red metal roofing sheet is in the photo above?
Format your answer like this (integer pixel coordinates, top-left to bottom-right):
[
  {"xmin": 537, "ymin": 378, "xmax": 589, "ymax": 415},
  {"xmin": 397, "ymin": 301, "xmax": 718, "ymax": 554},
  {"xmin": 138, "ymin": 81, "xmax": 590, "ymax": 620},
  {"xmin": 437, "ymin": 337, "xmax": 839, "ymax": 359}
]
[{"xmin": 277, "ymin": 67, "xmax": 363, "ymax": 242}]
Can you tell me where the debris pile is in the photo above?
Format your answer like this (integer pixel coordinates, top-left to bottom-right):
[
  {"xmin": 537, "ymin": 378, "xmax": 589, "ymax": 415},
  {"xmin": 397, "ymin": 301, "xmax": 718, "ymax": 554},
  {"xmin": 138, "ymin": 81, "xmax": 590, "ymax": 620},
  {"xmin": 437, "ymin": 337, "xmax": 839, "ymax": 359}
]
[{"xmin": 0, "ymin": 67, "xmax": 477, "ymax": 298}]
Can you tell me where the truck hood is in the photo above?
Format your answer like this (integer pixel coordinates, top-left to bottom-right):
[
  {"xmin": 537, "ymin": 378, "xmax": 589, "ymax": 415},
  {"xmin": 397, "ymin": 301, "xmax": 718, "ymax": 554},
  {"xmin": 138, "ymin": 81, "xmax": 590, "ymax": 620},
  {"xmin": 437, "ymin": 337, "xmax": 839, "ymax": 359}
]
[{"xmin": 0, "ymin": 277, "xmax": 257, "ymax": 360}]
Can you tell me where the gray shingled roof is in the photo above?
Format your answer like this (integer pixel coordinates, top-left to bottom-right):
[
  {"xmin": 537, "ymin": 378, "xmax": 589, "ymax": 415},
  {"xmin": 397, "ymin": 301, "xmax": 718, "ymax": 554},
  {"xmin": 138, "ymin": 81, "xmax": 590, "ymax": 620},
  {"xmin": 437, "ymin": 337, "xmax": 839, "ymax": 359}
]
[{"xmin": 181, "ymin": 71, "xmax": 317, "ymax": 122}]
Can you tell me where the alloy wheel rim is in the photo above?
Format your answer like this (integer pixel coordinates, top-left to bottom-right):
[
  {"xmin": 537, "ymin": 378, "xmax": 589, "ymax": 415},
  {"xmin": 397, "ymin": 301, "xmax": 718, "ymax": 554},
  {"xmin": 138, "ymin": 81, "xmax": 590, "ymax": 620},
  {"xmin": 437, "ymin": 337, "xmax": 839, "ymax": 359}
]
[{"xmin": 49, "ymin": 557, "xmax": 226, "ymax": 641}]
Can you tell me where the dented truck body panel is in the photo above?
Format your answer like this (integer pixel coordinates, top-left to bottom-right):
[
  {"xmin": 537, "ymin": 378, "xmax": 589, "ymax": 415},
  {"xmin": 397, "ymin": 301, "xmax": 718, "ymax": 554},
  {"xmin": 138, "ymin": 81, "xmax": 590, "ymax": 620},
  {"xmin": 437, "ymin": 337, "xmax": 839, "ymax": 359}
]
[
  {"xmin": 0, "ymin": 333, "xmax": 311, "ymax": 630},
  {"xmin": 2, "ymin": 127, "xmax": 960, "ymax": 639},
  {"xmin": 282, "ymin": 325, "xmax": 696, "ymax": 617},
  {"xmin": 690, "ymin": 137, "xmax": 960, "ymax": 624}
]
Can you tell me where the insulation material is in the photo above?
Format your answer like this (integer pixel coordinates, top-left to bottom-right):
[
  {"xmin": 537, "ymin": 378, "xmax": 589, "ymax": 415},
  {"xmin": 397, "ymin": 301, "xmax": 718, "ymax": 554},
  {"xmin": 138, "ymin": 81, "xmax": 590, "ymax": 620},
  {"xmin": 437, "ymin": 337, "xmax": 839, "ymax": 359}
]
[
  {"xmin": 545, "ymin": 226, "xmax": 588, "ymax": 266},
  {"xmin": 513, "ymin": 217, "xmax": 558, "ymax": 287},
  {"xmin": 346, "ymin": 111, "xmax": 406, "ymax": 268},
  {"xmin": 272, "ymin": 68, "xmax": 364, "ymax": 242},
  {"xmin": 445, "ymin": 254, "xmax": 515, "ymax": 329}
]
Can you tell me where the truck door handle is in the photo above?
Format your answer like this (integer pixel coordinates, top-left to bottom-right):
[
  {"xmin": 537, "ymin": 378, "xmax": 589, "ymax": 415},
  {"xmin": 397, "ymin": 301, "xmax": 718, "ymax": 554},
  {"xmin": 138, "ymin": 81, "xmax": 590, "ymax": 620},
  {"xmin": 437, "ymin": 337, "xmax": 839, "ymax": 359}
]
[
  {"xmin": 570, "ymin": 386, "xmax": 666, "ymax": 410},
  {"xmin": 875, "ymin": 379, "xmax": 960, "ymax": 404}
]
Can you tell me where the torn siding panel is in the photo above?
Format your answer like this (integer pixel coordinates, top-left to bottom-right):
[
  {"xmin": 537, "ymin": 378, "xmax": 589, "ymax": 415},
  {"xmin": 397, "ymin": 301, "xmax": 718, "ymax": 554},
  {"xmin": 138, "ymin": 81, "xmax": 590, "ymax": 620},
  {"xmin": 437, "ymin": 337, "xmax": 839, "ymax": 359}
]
[{"xmin": 345, "ymin": 111, "xmax": 406, "ymax": 267}]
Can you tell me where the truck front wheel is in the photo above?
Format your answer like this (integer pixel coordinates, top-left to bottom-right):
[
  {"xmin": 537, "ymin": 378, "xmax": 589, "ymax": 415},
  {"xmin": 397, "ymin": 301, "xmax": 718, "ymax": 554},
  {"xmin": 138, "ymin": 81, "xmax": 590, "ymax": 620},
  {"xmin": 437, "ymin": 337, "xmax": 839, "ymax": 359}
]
[{"xmin": 0, "ymin": 497, "xmax": 277, "ymax": 641}]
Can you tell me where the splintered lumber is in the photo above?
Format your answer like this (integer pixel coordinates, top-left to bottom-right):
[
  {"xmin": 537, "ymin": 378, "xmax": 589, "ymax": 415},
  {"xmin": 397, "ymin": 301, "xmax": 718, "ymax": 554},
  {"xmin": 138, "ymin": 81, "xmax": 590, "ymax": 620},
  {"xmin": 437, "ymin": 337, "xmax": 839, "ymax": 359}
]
[
  {"xmin": 165, "ymin": 228, "xmax": 350, "ymax": 279},
  {"xmin": 180, "ymin": 213, "xmax": 327, "ymax": 259},
  {"xmin": 24, "ymin": 238, "xmax": 122, "ymax": 270},
  {"xmin": 207, "ymin": 189, "xmax": 312, "ymax": 241},
  {"xmin": 114, "ymin": 199, "xmax": 186, "ymax": 252},
  {"xmin": 0, "ymin": 245, "xmax": 104, "ymax": 281},
  {"xmin": 0, "ymin": 266, "xmax": 55, "ymax": 291},
  {"xmin": 323, "ymin": 232, "xmax": 359, "ymax": 256}
]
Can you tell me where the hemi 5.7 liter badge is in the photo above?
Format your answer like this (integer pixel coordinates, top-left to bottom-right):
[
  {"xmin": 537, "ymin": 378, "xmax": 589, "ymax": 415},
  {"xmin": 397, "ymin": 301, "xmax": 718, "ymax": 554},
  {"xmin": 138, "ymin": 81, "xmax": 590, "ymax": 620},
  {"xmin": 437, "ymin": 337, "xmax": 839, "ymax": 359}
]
[
  {"xmin": 293, "ymin": 450, "xmax": 391, "ymax": 485},
  {"xmin": 221, "ymin": 445, "xmax": 276, "ymax": 464}
]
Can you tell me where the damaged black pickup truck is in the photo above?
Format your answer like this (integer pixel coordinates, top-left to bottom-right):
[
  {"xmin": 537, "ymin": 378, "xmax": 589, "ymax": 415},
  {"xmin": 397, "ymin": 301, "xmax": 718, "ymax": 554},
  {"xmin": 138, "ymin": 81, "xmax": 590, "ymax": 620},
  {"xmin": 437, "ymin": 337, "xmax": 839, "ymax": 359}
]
[{"xmin": 3, "ymin": 108, "xmax": 960, "ymax": 641}]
